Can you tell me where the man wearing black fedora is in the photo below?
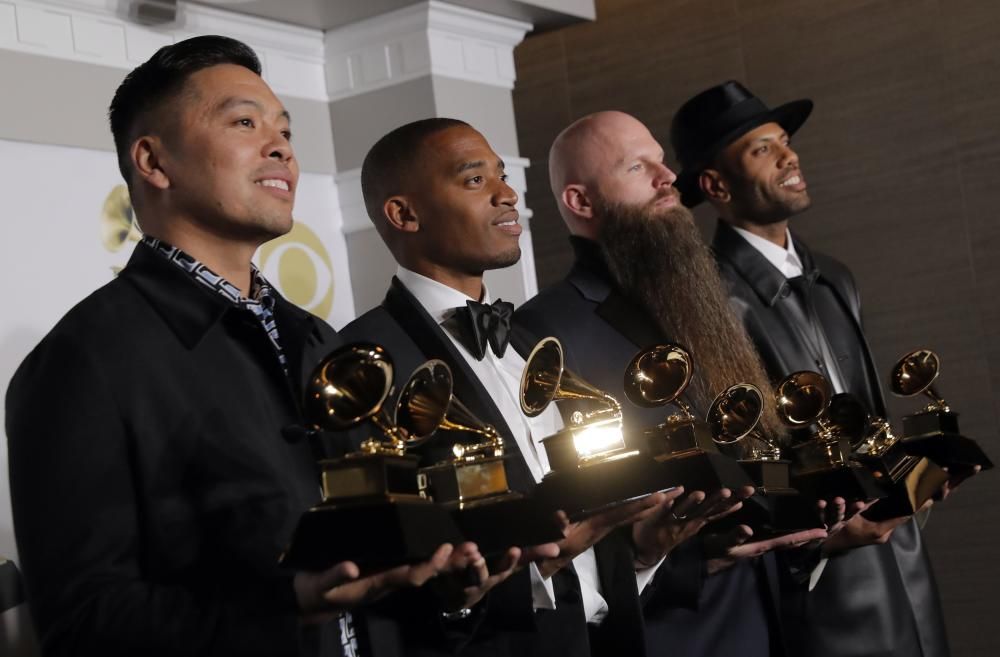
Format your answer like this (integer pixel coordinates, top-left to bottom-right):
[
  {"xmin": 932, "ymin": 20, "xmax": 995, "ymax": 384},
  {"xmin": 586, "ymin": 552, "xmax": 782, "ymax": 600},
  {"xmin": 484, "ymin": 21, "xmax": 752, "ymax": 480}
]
[{"xmin": 669, "ymin": 80, "xmax": 950, "ymax": 657}]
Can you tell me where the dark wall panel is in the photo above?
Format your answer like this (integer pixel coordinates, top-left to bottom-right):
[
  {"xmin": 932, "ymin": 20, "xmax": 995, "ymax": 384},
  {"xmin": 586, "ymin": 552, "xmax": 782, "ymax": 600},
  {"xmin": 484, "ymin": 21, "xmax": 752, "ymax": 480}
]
[{"xmin": 513, "ymin": 1, "xmax": 1000, "ymax": 654}]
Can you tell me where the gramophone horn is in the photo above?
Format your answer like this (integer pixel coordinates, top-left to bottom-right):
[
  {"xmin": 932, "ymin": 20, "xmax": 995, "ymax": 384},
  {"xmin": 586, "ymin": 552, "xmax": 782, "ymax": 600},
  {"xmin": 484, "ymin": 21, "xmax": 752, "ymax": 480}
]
[
  {"xmin": 394, "ymin": 360, "xmax": 453, "ymax": 443},
  {"xmin": 303, "ymin": 343, "xmax": 394, "ymax": 432},
  {"xmin": 395, "ymin": 360, "xmax": 503, "ymax": 452},
  {"xmin": 624, "ymin": 344, "xmax": 693, "ymax": 409},
  {"xmin": 827, "ymin": 392, "xmax": 870, "ymax": 448},
  {"xmin": 100, "ymin": 185, "xmax": 142, "ymax": 252},
  {"xmin": 891, "ymin": 349, "xmax": 949, "ymax": 411},
  {"xmin": 520, "ymin": 337, "xmax": 618, "ymax": 419},
  {"xmin": 775, "ymin": 371, "xmax": 831, "ymax": 428},
  {"xmin": 708, "ymin": 383, "xmax": 764, "ymax": 445}
]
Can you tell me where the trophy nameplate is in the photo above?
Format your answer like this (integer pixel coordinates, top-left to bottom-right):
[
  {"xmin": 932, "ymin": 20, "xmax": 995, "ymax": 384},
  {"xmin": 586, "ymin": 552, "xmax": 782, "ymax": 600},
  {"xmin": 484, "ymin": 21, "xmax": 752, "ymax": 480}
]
[
  {"xmin": 402, "ymin": 360, "xmax": 564, "ymax": 553},
  {"xmin": 891, "ymin": 349, "xmax": 994, "ymax": 470},
  {"xmin": 524, "ymin": 339, "xmax": 668, "ymax": 522},
  {"xmin": 280, "ymin": 345, "xmax": 462, "ymax": 572}
]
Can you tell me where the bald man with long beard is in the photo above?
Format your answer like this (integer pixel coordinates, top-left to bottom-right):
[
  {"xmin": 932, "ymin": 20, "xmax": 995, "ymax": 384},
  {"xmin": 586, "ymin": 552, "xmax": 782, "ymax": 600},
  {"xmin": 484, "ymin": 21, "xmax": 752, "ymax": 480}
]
[{"xmin": 515, "ymin": 111, "xmax": 830, "ymax": 657}]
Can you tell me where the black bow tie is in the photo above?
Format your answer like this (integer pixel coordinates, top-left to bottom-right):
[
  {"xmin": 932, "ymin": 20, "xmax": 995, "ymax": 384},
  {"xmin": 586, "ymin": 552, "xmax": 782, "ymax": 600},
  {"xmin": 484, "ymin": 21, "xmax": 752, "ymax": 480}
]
[{"xmin": 445, "ymin": 299, "xmax": 514, "ymax": 360}]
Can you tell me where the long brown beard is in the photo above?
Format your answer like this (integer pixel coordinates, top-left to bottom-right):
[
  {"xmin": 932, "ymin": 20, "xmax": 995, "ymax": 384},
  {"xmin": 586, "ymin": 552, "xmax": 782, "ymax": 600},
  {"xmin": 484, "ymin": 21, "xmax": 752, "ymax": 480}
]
[{"xmin": 596, "ymin": 197, "xmax": 785, "ymax": 438}]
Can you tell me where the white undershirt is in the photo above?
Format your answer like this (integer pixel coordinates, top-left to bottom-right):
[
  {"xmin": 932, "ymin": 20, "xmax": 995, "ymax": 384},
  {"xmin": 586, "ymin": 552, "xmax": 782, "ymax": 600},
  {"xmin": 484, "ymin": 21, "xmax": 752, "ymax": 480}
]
[
  {"xmin": 731, "ymin": 226, "xmax": 804, "ymax": 279},
  {"xmin": 397, "ymin": 267, "xmax": 661, "ymax": 623}
]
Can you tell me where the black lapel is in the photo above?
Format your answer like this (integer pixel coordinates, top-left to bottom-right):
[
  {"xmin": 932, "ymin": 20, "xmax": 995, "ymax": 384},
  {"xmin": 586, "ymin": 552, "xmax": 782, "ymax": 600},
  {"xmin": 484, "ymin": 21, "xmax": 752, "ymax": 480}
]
[{"xmin": 382, "ymin": 278, "xmax": 536, "ymax": 488}]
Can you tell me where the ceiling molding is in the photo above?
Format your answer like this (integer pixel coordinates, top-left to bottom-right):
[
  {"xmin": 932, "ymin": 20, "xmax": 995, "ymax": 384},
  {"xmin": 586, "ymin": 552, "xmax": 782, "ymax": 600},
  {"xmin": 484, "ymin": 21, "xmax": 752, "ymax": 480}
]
[
  {"xmin": 324, "ymin": 0, "xmax": 531, "ymax": 102},
  {"xmin": 0, "ymin": 0, "xmax": 328, "ymax": 101}
]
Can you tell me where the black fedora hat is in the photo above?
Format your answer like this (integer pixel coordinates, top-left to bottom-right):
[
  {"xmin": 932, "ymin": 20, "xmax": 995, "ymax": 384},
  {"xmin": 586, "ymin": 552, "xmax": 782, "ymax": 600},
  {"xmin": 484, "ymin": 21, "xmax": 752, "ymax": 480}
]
[{"xmin": 670, "ymin": 80, "xmax": 813, "ymax": 207}]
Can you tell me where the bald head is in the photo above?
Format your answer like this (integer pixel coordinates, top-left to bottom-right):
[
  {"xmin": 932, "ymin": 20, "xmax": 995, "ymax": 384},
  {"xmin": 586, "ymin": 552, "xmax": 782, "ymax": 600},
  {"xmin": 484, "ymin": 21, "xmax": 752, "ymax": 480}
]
[{"xmin": 547, "ymin": 111, "xmax": 676, "ymax": 239}]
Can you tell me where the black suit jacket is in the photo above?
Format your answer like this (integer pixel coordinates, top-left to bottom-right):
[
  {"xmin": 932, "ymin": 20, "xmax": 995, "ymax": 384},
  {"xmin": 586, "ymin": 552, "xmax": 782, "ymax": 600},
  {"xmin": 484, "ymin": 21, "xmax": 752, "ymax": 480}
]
[
  {"xmin": 5, "ymin": 243, "xmax": 344, "ymax": 657},
  {"xmin": 340, "ymin": 276, "xmax": 646, "ymax": 657},
  {"xmin": 515, "ymin": 237, "xmax": 783, "ymax": 657},
  {"xmin": 713, "ymin": 220, "xmax": 949, "ymax": 657}
]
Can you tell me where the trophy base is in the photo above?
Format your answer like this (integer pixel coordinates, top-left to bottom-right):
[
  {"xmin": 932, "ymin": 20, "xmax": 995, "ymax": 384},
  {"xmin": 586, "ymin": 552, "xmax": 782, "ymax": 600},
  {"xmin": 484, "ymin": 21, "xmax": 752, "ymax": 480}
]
[
  {"xmin": 536, "ymin": 452, "xmax": 668, "ymax": 522},
  {"xmin": 655, "ymin": 450, "xmax": 755, "ymax": 493},
  {"xmin": 710, "ymin": 490, "xmax": 823, "ymax": 539},
  {"xmin": 280, "ymin": 500, "xmax": 464, "ymax": 572},
  {"xmin": 739, "ymin": 459, "xmax": 791, "ymax": 491},
  {"xmin": 644, "ymin": 420, "xmax": 719, "ymax": 458},
  {"xmin": 901, "ymin": 433, "xmax": 994, "ymax": 470},
  {"xmin": 862, "ymin": 457, "xmax": 950, "ymax": 521},
  {"xmin": 791, "ymin": 464, "xmax": 886, "ymax": 502},
  {"xmin": 444, "ymin": 492, "xmax": 564, "ymax": 555}
]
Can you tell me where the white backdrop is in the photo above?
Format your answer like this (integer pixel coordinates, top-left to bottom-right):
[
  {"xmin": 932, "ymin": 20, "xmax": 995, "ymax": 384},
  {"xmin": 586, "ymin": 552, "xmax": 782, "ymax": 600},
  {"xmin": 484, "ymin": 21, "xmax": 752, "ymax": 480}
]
[{"xmin": 0, "ymin": 137, "xmax": 355, "ymax": 560}]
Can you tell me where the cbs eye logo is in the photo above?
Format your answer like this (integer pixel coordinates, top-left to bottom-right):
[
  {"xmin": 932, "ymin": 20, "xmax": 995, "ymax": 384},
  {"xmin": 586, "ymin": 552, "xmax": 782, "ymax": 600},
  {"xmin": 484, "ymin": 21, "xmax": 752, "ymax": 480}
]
[
  {"xmin": 259, "ymin": 223, "xmax": 336, "ymax": 320},
  {"xmin": 101, "ymin": 184, "xmax": 335, "ymax": 318}
]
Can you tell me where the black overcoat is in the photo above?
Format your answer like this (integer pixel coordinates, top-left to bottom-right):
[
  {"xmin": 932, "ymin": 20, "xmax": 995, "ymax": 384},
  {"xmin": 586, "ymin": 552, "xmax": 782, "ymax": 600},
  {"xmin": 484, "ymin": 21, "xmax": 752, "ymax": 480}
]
[
  {"xmin": 713, "ymin": 220, "xmax": 949, "ymax": 657},
  {"xmin": 6, "ymin": 243, "xmax": 344, "ymax": 656}
]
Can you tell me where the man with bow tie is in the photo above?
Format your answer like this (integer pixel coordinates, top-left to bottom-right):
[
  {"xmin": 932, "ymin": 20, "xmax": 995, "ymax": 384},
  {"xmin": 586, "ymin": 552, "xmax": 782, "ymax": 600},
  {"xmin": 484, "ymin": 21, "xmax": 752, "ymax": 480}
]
[{"xmin": 340, "ymin": 118, "xmax": 728, "ymax": 656}]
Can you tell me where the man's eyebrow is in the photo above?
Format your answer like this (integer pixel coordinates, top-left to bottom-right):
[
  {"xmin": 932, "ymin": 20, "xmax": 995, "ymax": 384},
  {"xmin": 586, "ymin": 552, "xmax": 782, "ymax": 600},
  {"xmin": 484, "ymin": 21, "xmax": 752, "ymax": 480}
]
[
  {"xmin": 751, "ymin": 130, "xmax": 788, "ymax": 145},
  {"xmin": 215, "ymin": 97, "xmax": 291, "ymax": 123},
  {"xmin": 457, "ymin": 159, "xmax": 486, "ymax": 173}
]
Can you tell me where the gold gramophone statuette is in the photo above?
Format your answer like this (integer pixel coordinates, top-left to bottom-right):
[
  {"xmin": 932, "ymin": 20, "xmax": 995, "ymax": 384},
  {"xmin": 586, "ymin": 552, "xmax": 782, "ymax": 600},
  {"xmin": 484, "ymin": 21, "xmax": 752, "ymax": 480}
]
[
  {"xmin": 826, "ymin": 392, "xmax": 949, "ymax": 521},
  {"xmin": 889, "ymin": 348, "xmax": 992, "ymax": 470},
  {"xmin": 776, "ymin": 371, "xmax": 885, "ymax": 501},
  {"xmin": 521, "ymin": 337, "xmax": 662, "ymax": 520},
  {"xmin": 622, "ymin": 344, "xmax": 752, "ymax": 493},
  {"xmin": 709, "ymin": 383, "xmax": 787, "ymax": 489},
  {"xmin": 396, "ymin": 359, "xmax": 511, "ymax": 508},
  {"xmin": 399, "ymin": 360, "xmax": 563, "ymax": 552},
  {"xmin": 279, "ymin": 343, "xmax": 462, "ymax": 572},
  {"xmin": 706, "ymin": 383, "xmax": 823, "ymax": 536}
]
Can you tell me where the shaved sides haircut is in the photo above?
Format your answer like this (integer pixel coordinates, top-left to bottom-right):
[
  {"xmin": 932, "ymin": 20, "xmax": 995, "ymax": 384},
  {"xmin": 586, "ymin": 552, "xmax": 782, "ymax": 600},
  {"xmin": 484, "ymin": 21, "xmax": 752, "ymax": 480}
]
[
  {"xmin": 108, "ymin": 35, "xmax": 261, "ymax": 188},
  {"xmin": 361, "ymin": 117, "xmax": 470, "ymax": 229}
]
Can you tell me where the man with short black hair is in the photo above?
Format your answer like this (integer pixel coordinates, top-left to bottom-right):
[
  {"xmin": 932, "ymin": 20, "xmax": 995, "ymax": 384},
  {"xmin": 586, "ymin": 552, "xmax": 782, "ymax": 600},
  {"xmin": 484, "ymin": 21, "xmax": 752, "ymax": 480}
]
[
  {"xmin": 670, "ymin": 79, "xmax": 951, "ymax": 657},
  {"xmin": 6, "ymin": 35, "xmax": 483, "ymax": 657}
]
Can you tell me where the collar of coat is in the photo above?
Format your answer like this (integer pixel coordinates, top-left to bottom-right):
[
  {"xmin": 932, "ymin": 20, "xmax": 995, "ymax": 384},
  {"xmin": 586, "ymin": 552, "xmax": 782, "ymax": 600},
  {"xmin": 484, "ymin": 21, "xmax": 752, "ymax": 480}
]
[
  {"xmin": 711, "ymin": 220, "xmax": 821, "ymax": 307},
  {"xmin": 118, "ymin": 241, "xmax": 315, "ymax": 351}
]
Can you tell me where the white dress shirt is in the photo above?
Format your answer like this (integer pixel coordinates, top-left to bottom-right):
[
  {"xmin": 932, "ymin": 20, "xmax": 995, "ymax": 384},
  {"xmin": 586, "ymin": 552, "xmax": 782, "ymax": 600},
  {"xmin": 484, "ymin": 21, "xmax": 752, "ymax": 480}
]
[
  {"xmin": 397, "ymin": 267, "xmax": 663, "ymax": 623},
  {"xmin": 395, "ymin": 267, "xmax": 607, "ymax": 622},
  {"xmin": 732, "ymin": 226, "xmax": 804, "ymax": 279}
]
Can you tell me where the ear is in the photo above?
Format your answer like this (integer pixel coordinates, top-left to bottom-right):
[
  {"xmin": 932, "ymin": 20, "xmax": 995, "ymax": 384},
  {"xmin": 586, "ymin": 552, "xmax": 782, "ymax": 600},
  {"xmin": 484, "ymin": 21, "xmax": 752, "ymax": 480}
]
[
  {"xmin": 383, "ymin": 195, "xmax": 420, "ymax": 234},
  {"xmin": 699, "ymin": 168, "xmax": 730, "ymax": 204},
  {"xmin": 132, "ymin": 136, "xmax": 170, "ymax": 191},
  {"xmin": 561, "ymin": 184, "xmax": 593, "ymax": 219}
]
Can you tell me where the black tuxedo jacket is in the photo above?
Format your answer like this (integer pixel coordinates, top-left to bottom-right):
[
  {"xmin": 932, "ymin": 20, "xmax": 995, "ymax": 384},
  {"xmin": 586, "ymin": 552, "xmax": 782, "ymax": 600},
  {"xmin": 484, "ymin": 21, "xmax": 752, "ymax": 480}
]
[
  {"xmin": 713, "ymin": 220, "xmax": 949, "ymax": 657},
  {"xmin": 515, "ymin": 237, "xmax": 783, "ymax": 657},
  {"xmin": 340, "ymin": 277, "xmax": 646, "ymax": 657},
  {"xmin": 5, "ymin": 243, "xmax": 344, "ymax": 657}
]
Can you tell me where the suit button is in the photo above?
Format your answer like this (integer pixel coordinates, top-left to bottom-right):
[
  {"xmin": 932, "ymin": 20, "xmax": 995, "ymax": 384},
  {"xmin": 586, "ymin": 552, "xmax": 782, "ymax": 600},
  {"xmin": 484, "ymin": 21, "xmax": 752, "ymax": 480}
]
[{"xmin": 779, "ymin": 284, "xmax": 791, "ymax": 299}]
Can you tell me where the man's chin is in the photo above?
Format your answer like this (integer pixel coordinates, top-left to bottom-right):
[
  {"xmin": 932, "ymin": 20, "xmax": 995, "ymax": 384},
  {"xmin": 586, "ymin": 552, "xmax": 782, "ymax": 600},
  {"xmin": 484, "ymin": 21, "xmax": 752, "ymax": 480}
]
[{"xmin": 485, "ymin": 247, "xmax": 522, "ymax": 271}]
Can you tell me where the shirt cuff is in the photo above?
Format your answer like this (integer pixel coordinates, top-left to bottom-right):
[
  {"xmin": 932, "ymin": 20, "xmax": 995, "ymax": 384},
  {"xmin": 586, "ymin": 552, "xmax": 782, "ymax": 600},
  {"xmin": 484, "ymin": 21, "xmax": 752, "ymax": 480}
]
[
  {"xmin": 635, "ymin": 555, "xmax": 667, "ymax": 594},
  {"xmin": 529, "ymin": 562, "xmax": 556, "ymax": 611},
  {"xmin": 807, "ymin": 556, "xmax": 829, "ymax": 591}
]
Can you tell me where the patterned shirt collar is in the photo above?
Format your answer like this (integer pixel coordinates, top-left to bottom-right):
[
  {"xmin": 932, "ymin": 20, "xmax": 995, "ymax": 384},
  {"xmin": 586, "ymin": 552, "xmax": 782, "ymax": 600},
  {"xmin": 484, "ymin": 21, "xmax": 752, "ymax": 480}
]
[{"xmin": 141, "ymin": 235, "xmax": 288, "ymax": 371}]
